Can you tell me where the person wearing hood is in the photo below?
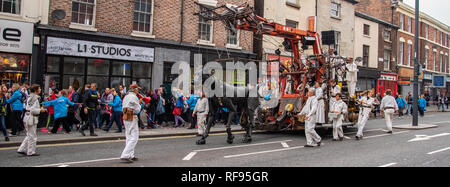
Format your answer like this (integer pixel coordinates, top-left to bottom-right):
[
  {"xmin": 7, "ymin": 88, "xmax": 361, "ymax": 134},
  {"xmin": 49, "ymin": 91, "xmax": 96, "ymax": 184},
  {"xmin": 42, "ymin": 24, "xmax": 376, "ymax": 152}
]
[
  {"xmin": 104, "ymin": 89, "xmax": 123, "ymax": 133},
  {"xmin": 17, "ymin": 84, "xmax": 46, "ymax": 156},
  {"xmin": 43, "ymin": 90, "xmax": 75, "ymax": 134}
]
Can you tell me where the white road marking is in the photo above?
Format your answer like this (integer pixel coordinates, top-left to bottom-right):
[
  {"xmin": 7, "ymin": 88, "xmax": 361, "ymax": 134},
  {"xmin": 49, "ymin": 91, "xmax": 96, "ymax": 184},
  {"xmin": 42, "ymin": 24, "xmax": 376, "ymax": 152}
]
[
  {"xmin": 427, "ymin": 147, "xmax": 450, "ymax": 155},
  {"xmin": 408, "ymin": 133, "xmax": 450, "ymax": 142},
  {"xmin": 281, "ymin": 142, "xmax": 290, "ymax": 148},
  {"xmin": 224, "ymin": 146, "xmax": 304, "ymax": 159},
  {"xmin": 34, "ymin": 157, "xmax": 119, "ymax": 167},
  {"xmin": 364, "ymin": 131, "xmax": 409, "ymax": 139},
  {"xmin": 57, "ymin": 165, "xmax": 69, "ymax": 167},
  {"xmin": 378, "ymin": 163, "xmax": 397, "ymax": 167},
  {"xmin": 344, "ymin": 136, "xmax": 351, "ymax": 140},
  {"xmin": 192, "ymin": 140, "xmax": 293, "ymax": 152},
  {"xmin": 182, "ymin": 140, "xmax": 294, "ymax": 161},
  {"xmin": 182, "ymin": 152, "xmax": 198, "ymax": 161}
]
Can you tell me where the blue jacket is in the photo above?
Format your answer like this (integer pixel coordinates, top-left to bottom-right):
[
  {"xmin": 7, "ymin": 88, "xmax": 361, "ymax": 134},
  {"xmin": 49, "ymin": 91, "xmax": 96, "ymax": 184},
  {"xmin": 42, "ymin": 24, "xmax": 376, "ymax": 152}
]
[
  {"xmin": 175, "ymin": 92, "xmax": 184, "ymax": 108},
  {"xmin": 43, "ymin": 96, "xmax": 74, "ymax": 119},
  {"xmin": 186, "ymin": 94, "xmax": 199, "ymax": 111},
  {"xmin": 419, "ymin": 98, "xmax": 427, "ymax": 108},
  {"xmin": 396, "ymin": 98, "xmax": 407, "ymax": 108},
  {"xmin": 7, "ymin": 90, "xmax": 23, "ymax": 111},
  {"xmin": 109, "ymin": 95, "xmax": 123, "ymax": 112}
]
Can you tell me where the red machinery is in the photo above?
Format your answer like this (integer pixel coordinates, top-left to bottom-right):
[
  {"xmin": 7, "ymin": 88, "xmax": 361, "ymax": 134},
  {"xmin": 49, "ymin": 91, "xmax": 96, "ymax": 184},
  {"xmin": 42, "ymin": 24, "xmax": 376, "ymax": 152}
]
[{"xmin": 195, "ymin": 2, "xmax": 357, "ymax": 130}]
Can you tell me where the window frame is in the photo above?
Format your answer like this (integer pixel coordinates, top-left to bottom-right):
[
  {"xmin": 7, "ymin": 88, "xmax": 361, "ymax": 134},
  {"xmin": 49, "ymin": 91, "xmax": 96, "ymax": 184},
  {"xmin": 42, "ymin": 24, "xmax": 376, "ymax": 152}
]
[
  {"xmin": 197, "ymin": 5, "xmax": 214, "ymax": 45},
  {"xmin": 0, "ymin": 0, "xmax": 21, "ymax": 15},
  {"xmin": 71, "ymin": 0, "xmax": 96, "ymax": 26},
  {"xmin": 330, "ymin": 2, "xmax": 340, "ymax": 19},
  {"xmin": 362, "ymin": 45, "xmax": 370, "ymax": 67},
  {"xmin": 399, "ymin": 41, "xmax": 404, "ymax": 65},
  {"xmin": 133, "ymin": 0, "xmax": 154, "ymax": 34},
  {"xmin": 363, "ymin": 24, "xmax": 370, "ymax": 36}
]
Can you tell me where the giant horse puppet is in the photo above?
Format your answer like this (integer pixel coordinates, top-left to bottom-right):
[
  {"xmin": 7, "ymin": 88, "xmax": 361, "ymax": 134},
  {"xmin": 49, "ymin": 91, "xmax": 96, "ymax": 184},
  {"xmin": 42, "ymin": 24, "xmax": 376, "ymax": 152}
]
[{"xmin": 196, "ymin": 72, "xmax": 260, "ymax": 145}]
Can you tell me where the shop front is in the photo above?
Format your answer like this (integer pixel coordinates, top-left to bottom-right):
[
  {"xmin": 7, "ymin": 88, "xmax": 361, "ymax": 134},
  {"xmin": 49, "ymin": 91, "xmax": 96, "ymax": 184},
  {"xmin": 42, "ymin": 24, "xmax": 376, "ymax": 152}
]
[
  {"xmin": 0, "ymin": 19, "xmax": 34, "ymax": 86},
  {"xmin": 44, "ymin": 36, "xmax": 155, "ymax": 94},
  {"xmin": 397, "ymin": 67, "xmax": 423, "ymax": 96},
  {"xmin": 377, "ymin": 73, "xmax": 398, "ymax": 97},
  {"xmin": 357, "ymin": 67, "xmax": 380, "ymax": 93}
]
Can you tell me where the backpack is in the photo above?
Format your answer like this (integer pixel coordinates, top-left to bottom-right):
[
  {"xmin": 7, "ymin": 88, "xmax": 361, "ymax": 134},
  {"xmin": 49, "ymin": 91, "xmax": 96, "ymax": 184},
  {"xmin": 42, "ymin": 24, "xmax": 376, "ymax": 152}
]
[{"xmin": 20, "ymin": 91, "xmax": 27, "ymax": 103}]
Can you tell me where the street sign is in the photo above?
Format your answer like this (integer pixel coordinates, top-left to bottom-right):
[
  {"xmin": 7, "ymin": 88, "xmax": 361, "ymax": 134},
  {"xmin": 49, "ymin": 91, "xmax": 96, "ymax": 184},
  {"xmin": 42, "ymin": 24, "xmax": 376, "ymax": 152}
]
[{"xmin": 432, "ymin": 75, "xmax": 445, "ymax": 88}]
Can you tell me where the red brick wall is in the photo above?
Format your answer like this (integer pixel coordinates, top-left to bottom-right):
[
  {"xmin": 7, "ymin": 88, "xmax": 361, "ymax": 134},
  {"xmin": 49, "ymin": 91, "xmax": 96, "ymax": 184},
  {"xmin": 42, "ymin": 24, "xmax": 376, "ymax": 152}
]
[{"xmin": 48, "ymin": 0, "xmax": 253, "ymax": 51}]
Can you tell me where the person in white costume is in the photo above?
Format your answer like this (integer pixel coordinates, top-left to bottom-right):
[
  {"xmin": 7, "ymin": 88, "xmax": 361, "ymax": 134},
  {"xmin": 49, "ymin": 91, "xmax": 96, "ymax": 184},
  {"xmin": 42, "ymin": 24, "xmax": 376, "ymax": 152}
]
[
  {"xmin": 380, "ymin": 90, "xmax": 398, "ymax": 134},
  {"xmin": 329, "ymin": 80, "xmax": 341, "ymax": 111},
  {"xmin": 330, "ymin": 93, "xmax": 348, "ymax": 141},
  {"xmin": 299, "ymin": 88, "xmax": 322, "ymax": 147},
  {"xmin": 120, "ymin": 84, "xmax": 143, "ymax": 163},
  {"xmin": 356, "ymin": 90, "xmax": 375, "ymax": 140},
  {"xmin": 345, "ymin": 57, "xmax": 358, "ymax": 99},
  {"xmin": 192, "ymin": 92, "xmax": 209, "ymax": 136},
  {"xmin": 17, "ymin": 84, "xmax": 46, "ymax": 156}
]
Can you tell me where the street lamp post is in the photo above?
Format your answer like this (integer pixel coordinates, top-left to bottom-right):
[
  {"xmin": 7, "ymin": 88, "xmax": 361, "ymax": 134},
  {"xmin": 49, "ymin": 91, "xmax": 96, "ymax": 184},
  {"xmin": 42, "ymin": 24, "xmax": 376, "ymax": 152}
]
[{"xmin": 413, "ymin": 0, "xmax": 419, "ymax": 127}]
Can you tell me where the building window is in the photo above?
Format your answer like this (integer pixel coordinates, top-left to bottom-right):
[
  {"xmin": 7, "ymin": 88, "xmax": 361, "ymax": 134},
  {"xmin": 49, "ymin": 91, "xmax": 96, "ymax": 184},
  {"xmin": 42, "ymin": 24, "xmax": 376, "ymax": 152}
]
[
  {"xmin": 434, "ymin": 29, "xmax": 437, "ymax": 42},
  {"xmin": 363, "ymin": 24, "xmax": 370, "ymax": 36},
  {"xmin": 399, "ymin": 14, "xmax": 404, "ymax": 30},
  {"xmin": 425, "ymin": 24, "xmax": 429, "ymax": 39},
  {"xmin": 399, "ymin": 41, "xmax": 404, "ymax": 65},
  {"xmin": 286, "ymin": 19, "xmax": 298, "ymax": 28},
  {"xmin": 384, "ymin": 50, "xmax": 391, "ymax": 71},
  {"xmin": 424, "ymin": 48, "xmax": 429, "ymax": 69},
  {"xmin": 407, "ymin": 44, "xmax": 412, "ymax": 66},
  {"xmin": 333, "ymin": 31, "xmax": 341, "ymax": 54},
  {"xmin": 0, "ymin": 0, "xmax": 20, "ymax": 14},
  {"xmin": 440, "ymin": 33, "xmax": 444, "ymax": 45},
  {"xmin": 362, "ymin": 45, "xmax": 369, "ymax": 67},
  {"xmin": 226, "ymin": 29, "xmax": 239, "ymax": 46},
  {"xmin": 330, "ymin": 2, "xmax": 340, "ymax": 18},
  {"xmin": 133, "ymin": 0, "xmax": 153, "ymax": 33},
  {"xmin": 71, "ymin": 0, "xmax": 95, "ymax": 25},
  {"xmin": 384, "ymin": 29, "xmax": 391, "ymax": 41},
  {"xmin": 440, "ymin": 54, "xmax": 445, "ymax": 72},
  {"xmin": 198, "ymin": 6, "xmax": 213, "ymax": 42},
  {"xmin": 286, "ymin": 0, "xmax": 299, "ymax": 7},
  {"xmin": 433, "ymin": 51, "xmax": 436, "ymax": 71},
  {"xmin": 408, "ymin": 17, "xmax": 412, "ymax": 33}
]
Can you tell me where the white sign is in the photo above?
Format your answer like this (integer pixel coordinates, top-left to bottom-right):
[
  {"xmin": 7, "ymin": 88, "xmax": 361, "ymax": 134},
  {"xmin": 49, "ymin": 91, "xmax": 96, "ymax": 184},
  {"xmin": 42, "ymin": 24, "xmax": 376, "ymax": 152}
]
[
  {"xmin": 423, "ymin": 73, "xmax": 432, "ymax": 80},
  {"xmin": 0, "ymin": 19, "xmax": 34, "ymax": 54},
  {"xmin": 46, "ymin": 37, "xmax": 154, "ymax": 62},
  {"xmin": 380, "ymin": 74, "xmax": 397, "ymax": 81}
]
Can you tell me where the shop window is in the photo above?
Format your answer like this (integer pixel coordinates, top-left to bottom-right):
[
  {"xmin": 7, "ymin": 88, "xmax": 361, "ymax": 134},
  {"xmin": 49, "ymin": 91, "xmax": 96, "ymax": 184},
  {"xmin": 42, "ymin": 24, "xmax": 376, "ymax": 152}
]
[
  {"xmin": 0, "ymin": 52, "xmax": 30, "ymax": 85},
  {"xmin": 63, "ymin": 75, "xmax": 84, "ymax": 91},
  {"xmin": 133, "ymin": 62, "xmax": 152, "ymax": 78},
  {"xmin": 88, "ymin": 59, "xmax": 109, "ymax": 75},
  {"xmin": 0, "ymin": 0, "xmax": 20, "ymax": 14},
  {"xmin": 133, "ymin": 0, "xmax": 153, "ymax": 33},
  {"xmin": 47, "ymin": 56, "xmax": 60, "ymax": 73},
  {"xmin": 44, "ymin": 74, "xmax": 60, "ymax": 95},
  {"xmin": 110, "ymin": 77, "xmax": 131, "ymax": 90},
  {"xmin": 134, "ymin": 78, "xmax": 151, "ymax": 93},
  {"xmin": 112, "ymin": 61, "xmax": 131, "ymax": 76},
  {"xmin": 87, "ymin": 76, "xmax": 108, "ymax": 91},
  {"xmin": 71, "ymin": 0, "xmax": 95, "ymax": 25},
  {"xmin": 64, "ymin": 57, "xmax": 85, "ymax": 74}
]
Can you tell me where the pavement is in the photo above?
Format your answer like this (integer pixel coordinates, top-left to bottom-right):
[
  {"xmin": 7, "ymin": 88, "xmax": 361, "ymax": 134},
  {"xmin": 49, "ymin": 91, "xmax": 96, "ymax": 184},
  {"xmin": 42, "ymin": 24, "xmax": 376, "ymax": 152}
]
[{"xmin": 0, "ymin": 104, "xmax": 448, "ymax": 148}]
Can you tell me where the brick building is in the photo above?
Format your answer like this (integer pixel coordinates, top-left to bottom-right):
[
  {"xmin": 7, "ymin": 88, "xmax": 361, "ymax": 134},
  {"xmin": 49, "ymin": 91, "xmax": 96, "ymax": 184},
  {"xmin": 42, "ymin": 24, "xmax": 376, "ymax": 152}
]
[
  {"xmin": 356, "ymin": 0, "xmax": 399, "ymax": 96},
  {"xmin": 35, "ymin": 0, "xmax": 255, "ymax": 94}
]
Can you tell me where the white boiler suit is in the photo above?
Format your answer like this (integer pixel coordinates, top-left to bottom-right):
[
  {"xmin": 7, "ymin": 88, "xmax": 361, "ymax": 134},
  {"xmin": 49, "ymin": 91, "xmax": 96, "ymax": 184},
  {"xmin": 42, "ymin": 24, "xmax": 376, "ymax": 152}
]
[
  {"xmin": 346, "ymin": 62, "xmax": 358, "ymax": 98},
  {"xmin": 18, "ymin": 94, "xmax": 41, "ymax": 156},
  {"xmin": 356, "ymin": 97, "xmax": 375, "ymax": 138},
  {"xmin": 380, "ymin": 95, "xmax": 398, "ymax": 132},
  {"xmin": 120, "ymin": 92, "xmax": 141, "ymax": 160},
  {"xmin": 330, "ymin": 99, "xmax": 348, "ymax": 140},
  {"xmin": 300, "ymin": 96, "xmax": 321, "ymax": 146}
]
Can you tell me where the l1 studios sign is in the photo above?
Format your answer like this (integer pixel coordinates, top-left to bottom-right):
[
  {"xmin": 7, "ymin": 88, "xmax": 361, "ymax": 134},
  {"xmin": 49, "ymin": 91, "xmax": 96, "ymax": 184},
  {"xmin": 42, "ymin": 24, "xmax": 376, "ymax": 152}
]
[{"xmin": 47, "ymin": 37, "xmax": 154, "ymax": 62}]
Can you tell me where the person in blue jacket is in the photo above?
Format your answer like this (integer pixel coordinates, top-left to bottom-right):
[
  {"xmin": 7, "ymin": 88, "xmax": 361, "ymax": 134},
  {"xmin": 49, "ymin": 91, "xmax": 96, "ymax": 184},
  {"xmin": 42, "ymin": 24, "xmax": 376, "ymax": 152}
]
[
  {"xmin": 104, "ymin": 89, "xmax": 123, "ymax": 133},
  {"xmin": 6, "ymin": 84, "xmax": 24, "ymax": 136},
  {"xmin": 43, "ymin": 90, "xmax": 75, "ymax": 134},
  {"xmin": 396, "ymin": 95, "xmax": 408, "ymax": 119},
  {"xmin": 418, "ymin": 94, "xmax": 427, "ymax": 117},
  {"xmin": 186, "ymin": 90, "xmax": 200, "ymax": 129}
]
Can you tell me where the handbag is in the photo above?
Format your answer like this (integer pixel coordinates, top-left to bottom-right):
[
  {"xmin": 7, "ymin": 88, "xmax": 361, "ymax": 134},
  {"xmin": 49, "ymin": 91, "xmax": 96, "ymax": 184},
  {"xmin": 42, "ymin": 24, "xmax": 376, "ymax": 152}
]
[{"xmin": 173, "ymin": 107, "xmax": 182, "ymax": 116}]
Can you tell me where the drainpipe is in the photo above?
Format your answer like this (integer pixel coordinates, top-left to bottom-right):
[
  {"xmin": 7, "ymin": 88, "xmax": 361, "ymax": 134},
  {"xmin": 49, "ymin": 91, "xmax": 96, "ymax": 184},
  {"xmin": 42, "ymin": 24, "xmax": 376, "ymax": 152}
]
[{"xmin": 180, "ymin": 0, "xmax": 185, "ymax": 43}]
